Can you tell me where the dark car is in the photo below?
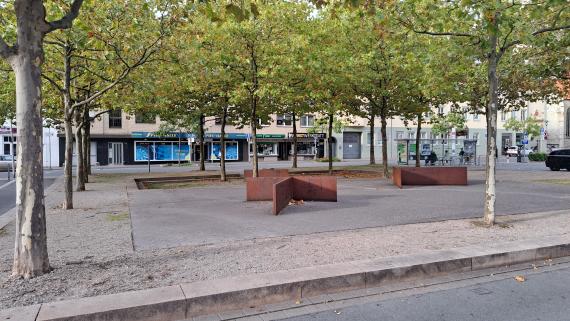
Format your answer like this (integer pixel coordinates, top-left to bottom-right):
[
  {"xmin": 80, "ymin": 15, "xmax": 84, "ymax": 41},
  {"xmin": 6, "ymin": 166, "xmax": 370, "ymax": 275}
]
[{"xmin": 545, "ymin": 149, "xmax": 570, "ymax": 171}]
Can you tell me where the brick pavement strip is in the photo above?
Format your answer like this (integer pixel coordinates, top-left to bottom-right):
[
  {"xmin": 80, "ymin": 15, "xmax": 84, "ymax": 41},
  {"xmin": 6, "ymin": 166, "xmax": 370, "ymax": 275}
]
[{"xmin": 4, "ymin": 235, "xmax": 570, "ymax": 321}]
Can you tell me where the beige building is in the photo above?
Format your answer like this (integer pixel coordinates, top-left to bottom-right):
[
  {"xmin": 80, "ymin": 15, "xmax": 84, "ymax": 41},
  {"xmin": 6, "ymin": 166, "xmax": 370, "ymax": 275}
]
[{"xmin": 65, "ymin": 98, "xmax": 570, "ymax": 166}]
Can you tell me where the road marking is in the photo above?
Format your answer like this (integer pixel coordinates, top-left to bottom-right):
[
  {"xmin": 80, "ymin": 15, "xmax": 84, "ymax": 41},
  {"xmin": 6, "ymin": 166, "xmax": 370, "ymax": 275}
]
[{"xmin": 0, "ymin": 180, "xmax": 15, "ymax": 190}]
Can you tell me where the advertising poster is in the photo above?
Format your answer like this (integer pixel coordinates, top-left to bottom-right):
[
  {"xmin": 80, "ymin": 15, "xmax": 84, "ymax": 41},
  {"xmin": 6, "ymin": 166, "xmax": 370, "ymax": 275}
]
[
  {"xmin": 421, "ymin": 144, "xmax": 431, "ymax": 157},
  {"xmin": 226, "ymin": 143, "xmax": 238, "ymax": 160},
  {"xmin": 211, "ymin": 142, "xmax": 239, "ymax": 160},
  {"xmin": 135, "ymin": 143, "xmax": 155, "ymax": 161},
  {"xmin": 156, "ymin": 142, "xmax": 174, "ymax": 161},
  {"xmin": 211, "ymin": 143, "xmax": 222, "ymax": 160},
  {"xmin": 397, "ymin": 142, "xmax": 407, "ymax": 164},
  {"xmin": 174, "ymin": 144, "xmax": 191, "ymax": 161}
]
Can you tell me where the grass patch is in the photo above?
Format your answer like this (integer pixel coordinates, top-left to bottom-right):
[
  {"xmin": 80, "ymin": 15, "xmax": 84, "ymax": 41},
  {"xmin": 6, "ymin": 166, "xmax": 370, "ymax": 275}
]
[
  {"xmin": 535, "ymin": 179, "xmax": 570, "ymax": 185},
  {"xmin": 106, "ymin": 212, "xmax": 130, "ymax": 222}
]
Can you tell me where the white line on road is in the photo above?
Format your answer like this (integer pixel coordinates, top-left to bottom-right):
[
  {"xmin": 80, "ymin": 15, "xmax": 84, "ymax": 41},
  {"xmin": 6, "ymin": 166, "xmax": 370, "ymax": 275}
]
[{"xmin": 0, "ymin": 180, "xmax": 15, "ymax": 190}]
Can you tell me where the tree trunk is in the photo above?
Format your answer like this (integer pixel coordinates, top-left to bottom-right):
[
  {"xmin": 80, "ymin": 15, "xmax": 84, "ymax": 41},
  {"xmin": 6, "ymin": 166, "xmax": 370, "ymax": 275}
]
[
  {"xmin": 484, "ymin": 44, "xmax": 499, "ymax": 226},
  {"xmin": 415, "ymin": 113, "xmax": 422, "ymax": 168},
  {"xmin": 251, "ymin": 117, "xmax": 259, "ymax": 178},
  {"xmin": 11, "ymin": 11, "xmax": 50, "ymax": 278},
  {"xmin": 82, "ymin": 108, "xmax": 90, "ymax": 180},
  {"xmin": 62, "ymin": 44, "xmax": 74, "ymax": 209},
  {"xmin": 75, "ymin": 118, "xmax": 85, "ymax": 192},
  {"xmin": 369, "ymin": 116, "xmax": 376, "ymax": 165},
  {"xmin": 328, "ymin": 113, "xmax": 334, "ymax": 175},
  {"xmin": 220, "ymin": 105, "xmax": 228, "ymax": 182},
  {"xmin": 292, "ymin": 112, "xmax": 298, "ymax": 168},
  {"xmin": 380, "ymin": 105, "xmax": 389, "ymax": 178},
  {"xmin": 199, "ymin": 114, "xmax": 205, "ymax": 171}
]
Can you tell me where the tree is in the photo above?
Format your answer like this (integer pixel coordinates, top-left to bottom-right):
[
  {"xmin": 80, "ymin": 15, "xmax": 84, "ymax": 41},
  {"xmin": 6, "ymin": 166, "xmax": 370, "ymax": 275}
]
[
  {"xmin": 304, "ymin": 10, "xmax": 353, "ymax": 174},
  {"xmin": 42, "ymin": 0, "xmax": 170, "ymax": 208},
  {"xmin": 504, "ymin": 116, "xmax": 541, "ymax": 141},
  {"xmin": 0, "ymin": 0, "xmax": 85, "ymax": 278},
  {"xmin": 0, "ymin": 68, "xmax": 15, "ymax": 125},
  {"xmin": 403, "ymin": 0, "xmax": 570, "ymax": 225},
  {"xmin": 219, "ymin": 2, "xmax": 294, "ymax": 177}
]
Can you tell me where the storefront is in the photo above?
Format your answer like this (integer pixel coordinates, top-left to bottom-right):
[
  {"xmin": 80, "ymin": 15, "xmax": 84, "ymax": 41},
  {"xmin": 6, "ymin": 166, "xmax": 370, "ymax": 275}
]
[
  {"xmin": 288, "ymin": 133, "xmax": 326, "ymax": 159},
  {"xmin": 395, "ymin": 138, "xmax": 479, "ymax": 165},
  {"xmin": 202, "ymin": 133, "xmax": 249, "ymax": 162},
  {"xmin": 0, "ymin": 127, "xmax": 16, "ymax": 157},
  {"xmin": 250, "ymin": 134, "xmax": 287, "ymax": 161}
]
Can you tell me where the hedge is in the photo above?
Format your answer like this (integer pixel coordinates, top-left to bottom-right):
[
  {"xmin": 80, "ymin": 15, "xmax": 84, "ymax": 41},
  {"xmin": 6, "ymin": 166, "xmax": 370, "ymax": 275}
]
[{"xmin": 528, "ymin": 153, "xmax": 547, "ymax": 162}]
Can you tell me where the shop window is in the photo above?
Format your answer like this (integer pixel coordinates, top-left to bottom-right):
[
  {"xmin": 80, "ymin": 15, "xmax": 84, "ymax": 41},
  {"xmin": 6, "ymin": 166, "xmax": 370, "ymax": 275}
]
[
  {"xmin": 300, "ymin": 115, "xmax": 315, "ymax": 128},
  {"xmin": 276, "ymin": 114, "xmax": 293, "ymax": 126},
  {"xmin": 134, "ymin": 141, "xmax": 191, "ymax": 162},
  {"xmin": 255, "ymin": 142, "xmax": 277, "ymax": 156},
  {"xmin": 135, "ymin": 112, "xmax": 156, "ymax": 124},
  {"xmin": 294, "ymin": 142, "xmax": 316, "ymax": 156},
  {"xmin": 210, "ymin": 141, "xmax": 239, "ymax": 160},
  {"xmin": 109, "ymin": 109, "xmax": 122, "ymax": 128}
]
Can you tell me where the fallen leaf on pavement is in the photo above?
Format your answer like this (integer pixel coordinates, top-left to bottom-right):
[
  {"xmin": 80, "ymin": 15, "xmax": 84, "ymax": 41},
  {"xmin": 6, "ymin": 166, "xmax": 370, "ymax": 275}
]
[{"xmin": 514, "ymin": 275, "xmax": 526, "ymax": 282}]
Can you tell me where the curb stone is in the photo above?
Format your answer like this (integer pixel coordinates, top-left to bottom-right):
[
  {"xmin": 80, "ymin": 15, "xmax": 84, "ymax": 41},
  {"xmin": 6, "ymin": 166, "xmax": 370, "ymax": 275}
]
[{"xmin": 3, "ymin": 234, "xmax": 570, "ymax": 321}]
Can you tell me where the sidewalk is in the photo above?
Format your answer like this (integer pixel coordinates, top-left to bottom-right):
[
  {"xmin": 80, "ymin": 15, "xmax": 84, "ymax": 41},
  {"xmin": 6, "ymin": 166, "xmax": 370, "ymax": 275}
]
[
  {"xmin": 4, "ymin": 235, "xmax": 570, "ymax": 321},
  {"xmin": 1, "ymin": 169, "xmax": 569, "ymax": 311}
]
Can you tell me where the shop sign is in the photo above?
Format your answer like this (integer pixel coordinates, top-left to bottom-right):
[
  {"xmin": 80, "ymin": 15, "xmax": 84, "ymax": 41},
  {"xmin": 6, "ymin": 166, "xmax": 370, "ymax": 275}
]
[
  {"xmin": 256, "ymin": 134, "xmax": 286, "ymax": 139},
  {"xmin": 132, "ymin": 131, "xmax": 194, "ymax": 139},
  {"xmin": 205, "ymin": 133, "xmax": 250, "ymax": 140},
  {"xmin": 287, "ymin": 133, "xmax": 326, "ymax": 139}
]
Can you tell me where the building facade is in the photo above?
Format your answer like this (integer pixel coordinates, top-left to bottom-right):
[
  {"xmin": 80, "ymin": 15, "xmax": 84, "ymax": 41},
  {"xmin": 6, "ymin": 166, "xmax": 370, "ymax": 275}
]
[
  {"xmin": 61, "ymin": 111, "xmax": 326, "ymax": 166},
  {"xmin": 63, "ymin": 99, "xmax": 570, "ymax": 166},
  {"xmin": 1, "ymin": 124, "xmax": 59, "ymax": 168}
]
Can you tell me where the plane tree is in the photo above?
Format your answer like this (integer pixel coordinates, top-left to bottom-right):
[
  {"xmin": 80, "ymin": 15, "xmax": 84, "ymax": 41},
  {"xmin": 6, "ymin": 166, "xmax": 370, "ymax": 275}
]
[{"xmin": 402, "ymin": 0, "xmax": 570, "ymax": 225}]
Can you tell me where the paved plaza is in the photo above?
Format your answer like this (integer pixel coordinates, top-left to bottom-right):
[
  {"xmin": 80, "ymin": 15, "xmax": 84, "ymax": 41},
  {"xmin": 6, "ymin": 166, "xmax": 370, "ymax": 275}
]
[{"xmin": 128, "ymin": 170, "xmax": 570, "ymax": 250}]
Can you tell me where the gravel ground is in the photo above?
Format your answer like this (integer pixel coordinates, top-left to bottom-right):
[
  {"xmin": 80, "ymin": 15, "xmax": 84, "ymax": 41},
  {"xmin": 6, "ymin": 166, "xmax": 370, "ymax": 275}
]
[{"xmin": 1, "ymin": 171, "xmax": 570, "ymax": 309}]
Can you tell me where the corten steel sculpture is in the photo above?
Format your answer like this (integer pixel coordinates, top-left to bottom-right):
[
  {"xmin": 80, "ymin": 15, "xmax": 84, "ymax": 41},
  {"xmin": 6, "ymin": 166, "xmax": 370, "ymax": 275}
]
[
  {"xmin": 245, "ymin": 169, "xmax": 337, "ymax": 215},
  {"xmin": 392, "ymin": 167, "xmax": 467, "ymax": 188}
]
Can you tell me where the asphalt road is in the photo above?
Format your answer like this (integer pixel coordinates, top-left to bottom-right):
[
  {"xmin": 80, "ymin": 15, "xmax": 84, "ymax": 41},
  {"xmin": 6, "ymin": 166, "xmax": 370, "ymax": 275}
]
[
  {"xmin": 0, "ymin": 172, "xmax": 59, "ymax": 216},
  {"xmin": 279, "ymin": 264, "xmax": 570, "ymax": 321}
]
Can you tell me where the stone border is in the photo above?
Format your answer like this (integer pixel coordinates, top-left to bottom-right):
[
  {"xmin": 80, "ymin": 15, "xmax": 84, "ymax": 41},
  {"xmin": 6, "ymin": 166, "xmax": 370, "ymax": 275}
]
[
  {"xmin": 5, "ymin": 234, "xmax": 570, "ymax": 321},
  {"xmin": 134, "ymin": 174, "xmax": 242, "ymax": 190}
]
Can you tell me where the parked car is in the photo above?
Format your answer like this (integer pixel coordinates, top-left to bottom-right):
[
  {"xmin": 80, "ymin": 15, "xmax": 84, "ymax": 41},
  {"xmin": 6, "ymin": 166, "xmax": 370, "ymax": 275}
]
[
  {"xmin": 506, "ymin": 146, "xmax": 533, "ymax": 157},
  {"xmin": 545, "ymin": 149, "xmax": 570, "ymax": 171},
  {"xmin": 0, "ymin": 155, "xmax": 15, "ymax": 172}
]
